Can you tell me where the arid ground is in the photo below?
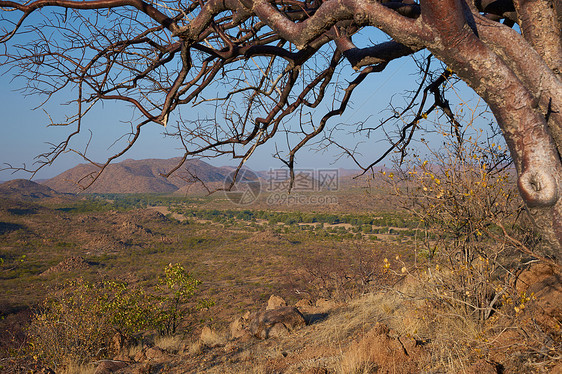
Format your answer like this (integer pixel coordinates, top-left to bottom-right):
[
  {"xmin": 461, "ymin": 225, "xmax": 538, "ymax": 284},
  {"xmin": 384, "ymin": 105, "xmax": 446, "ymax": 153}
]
[{"xmin": 0, "ymin": 178, "xmax": 560, "ymax": 373}]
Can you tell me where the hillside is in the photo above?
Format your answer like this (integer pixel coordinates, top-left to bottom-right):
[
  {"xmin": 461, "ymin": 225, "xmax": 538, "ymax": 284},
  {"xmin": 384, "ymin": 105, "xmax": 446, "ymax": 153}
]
[
  {"xmin": 0, "ymin": 193, "xmax": 559, "ymax": 373},
  {"xmin": 43, "ymin": 158, "xmax": 232, "ymax": 194},
  {"xmin": 0, "ymin": 179, "xmax": 68, "ymax": 201}
]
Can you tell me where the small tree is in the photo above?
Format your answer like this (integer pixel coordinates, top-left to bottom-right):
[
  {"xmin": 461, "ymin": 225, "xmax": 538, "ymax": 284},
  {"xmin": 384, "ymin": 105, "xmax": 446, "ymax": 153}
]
[{"xmin": 156, "ymin": 262, "xmax": 204, "ymax": 335}]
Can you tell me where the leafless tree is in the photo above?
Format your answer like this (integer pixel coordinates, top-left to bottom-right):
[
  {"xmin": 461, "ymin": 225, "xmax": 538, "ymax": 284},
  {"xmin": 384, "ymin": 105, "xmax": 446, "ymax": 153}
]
[{"xmin": 0, "ymin": 0, "xmax": 560, "ymax": 254}]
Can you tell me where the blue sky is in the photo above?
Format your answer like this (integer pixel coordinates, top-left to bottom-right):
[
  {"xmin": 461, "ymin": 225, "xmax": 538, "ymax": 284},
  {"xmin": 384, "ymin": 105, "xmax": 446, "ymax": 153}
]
[
  {"xmin": 0, "ymin": 18, "xmax": 485, "ymax": 182},
  {"xmin": 0, "ymin": 61, "xmax": 431, "ymax": 181}
]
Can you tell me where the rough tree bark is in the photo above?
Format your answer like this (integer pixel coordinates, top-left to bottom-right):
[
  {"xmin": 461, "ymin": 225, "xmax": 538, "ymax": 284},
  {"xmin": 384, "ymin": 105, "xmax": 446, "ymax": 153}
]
[{"xmin": 0, "ymin": 0, "xmax": 560, "ymax": 254}]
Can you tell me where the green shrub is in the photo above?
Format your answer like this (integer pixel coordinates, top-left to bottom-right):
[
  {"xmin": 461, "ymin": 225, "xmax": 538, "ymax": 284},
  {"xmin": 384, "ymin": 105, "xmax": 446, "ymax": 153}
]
[
  {"xmin": 28, "ymin": 263, "xmax": 205, "ymax": 369},
  {"xmin": 156, "ymin": 263, "xmax": 208, "ymax": 335},
  {"xmin": 28, "ymin": 279, "xmax": 150, "ymax": 368}
]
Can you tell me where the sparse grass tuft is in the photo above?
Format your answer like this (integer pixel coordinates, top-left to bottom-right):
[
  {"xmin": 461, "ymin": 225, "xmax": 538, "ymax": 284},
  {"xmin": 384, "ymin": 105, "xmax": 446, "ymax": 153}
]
[
  {"xmin": 200, "ymin": 326, "xmax": 228, "ymax": 347},
  {"xmin": 186, "ymin": 340, "xmax": 203, "ymax": 355},
  {"xmin": 337, "ymin": 348, "xmax": 377, "ymax": 374},
  {"xmin": 154, "ymin": 335, "xmax": 184, "ymax": 353},
  {"xmin": 58, "ymin": 360, "xmax": 97, "ymax": 374}
]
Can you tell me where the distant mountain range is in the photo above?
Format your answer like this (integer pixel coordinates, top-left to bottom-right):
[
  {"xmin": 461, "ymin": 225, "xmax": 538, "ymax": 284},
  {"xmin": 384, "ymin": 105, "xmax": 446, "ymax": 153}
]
[
  {"xmin": 0, "ymin": 158, "xmax": 368, "ymax": 195},
  {"xmin": 41, "ymin": 158, "xmax": 235, "ymax": 194}
]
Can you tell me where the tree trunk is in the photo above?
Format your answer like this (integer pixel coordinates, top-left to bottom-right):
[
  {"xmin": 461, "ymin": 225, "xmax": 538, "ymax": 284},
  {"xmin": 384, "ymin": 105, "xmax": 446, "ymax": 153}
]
[{"xmin": 416, "ymin": 0, "xmax": 562, "ymax": 256}]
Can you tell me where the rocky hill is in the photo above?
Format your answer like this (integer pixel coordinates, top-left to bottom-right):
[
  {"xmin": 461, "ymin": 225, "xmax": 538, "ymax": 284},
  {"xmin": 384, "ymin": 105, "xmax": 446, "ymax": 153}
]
[
  {"xmin": 7, "ymin": 158, "xmax": 367, "ymax": 195},
  {"xmin": 0, "ymin": 179, "xmax": 67, "ymax": 201},
  {"xmin": 42, "ymin": 158, "xmax": 233, "ymax": 194}
]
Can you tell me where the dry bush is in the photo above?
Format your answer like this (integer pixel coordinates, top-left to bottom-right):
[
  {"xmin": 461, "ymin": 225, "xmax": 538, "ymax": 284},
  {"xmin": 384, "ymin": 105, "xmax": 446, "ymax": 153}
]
[
  {"xmin": 388, "ymin": 109, "xmax": 531, "ymax": 321},
  {"xmin": 28, "ymin": 263, "xmax": 204, "ymax": 370},
  {"xmin": 154, "ymin": 335, "xmax": 184, "ymax": 353},
  {"xmin": 28, "ymin": 278, "xmax": 155, "ymax": 369},
  {"xmin": 383, "ymin": 108, "xmax": 559, "ymax": 371},
  {"xmin": 296, "ymin": 243, "xmax": 398, "ymax": 302}
]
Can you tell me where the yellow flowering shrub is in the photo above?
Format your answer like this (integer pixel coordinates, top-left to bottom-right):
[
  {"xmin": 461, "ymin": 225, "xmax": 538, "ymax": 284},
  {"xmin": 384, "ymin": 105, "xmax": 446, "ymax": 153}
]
[{"xmin": 388, "ymin": 118, "xmax": 537, "ymax": 323}]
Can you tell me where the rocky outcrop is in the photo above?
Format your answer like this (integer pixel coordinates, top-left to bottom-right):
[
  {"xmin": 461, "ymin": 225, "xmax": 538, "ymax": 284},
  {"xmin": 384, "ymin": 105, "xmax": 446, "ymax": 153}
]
[
  {"xmin": 247, "ymin": 306, "xmax": 306, "ymax": 339},
  {"xmin": 230, "ymin": 295, "xmax": 307, "ymax": 340},
  {"xmin": 341, "ymin": 322, "xmax": 428, "ymax": 374},
  {"xmin": 41, "ymin": 256, "xmax": 91, "ymax": 275},
  {"xmin": 94, "ymin": 360, "xmax": 128, "ymax": 374}
]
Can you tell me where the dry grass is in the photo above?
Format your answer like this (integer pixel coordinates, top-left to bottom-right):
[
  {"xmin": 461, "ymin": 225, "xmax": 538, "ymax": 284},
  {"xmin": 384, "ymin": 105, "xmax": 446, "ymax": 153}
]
[
  {"xmin": 200, "ymin": 326, "xmax": 228, "ymax": 347},
  {"xmin": 336, "ymin": 348, "xmax": 377, "ymax": 374},
  {"xmin": 124, "ymin": 343, "xmax": 144, "ymax": 359},
  {"xmin": 312, "ymin": 276, "xmax": 424, "ymax": 346},
  {"xmin": 58, "ymin": 360, "xmax": 97, "ymax": 374},
  {"xmin": 154, "ymin": 335, "xmax": 184, "ymax": 353},
  {"xmin": 307, "ymin": 273, "xmax": 486, "ymax": 373},
  {"xmin": 185, "ymin": 340, "xmax": 204, "ymax": 356}
]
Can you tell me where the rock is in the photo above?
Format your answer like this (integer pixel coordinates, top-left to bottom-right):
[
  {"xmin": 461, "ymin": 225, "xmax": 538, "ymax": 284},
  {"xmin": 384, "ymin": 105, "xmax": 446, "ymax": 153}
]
[
  {"xmin": 134, "ymin": 350, "xmax": 146, "ymax": 362},
  {"xmin": 131, "ymin": 363, "xmax": 151, "ymax": 374},
  {"xmin": 230, "ymin": 316, "xmax": 248, "ymax": 339},
  {"xmin": 267, "ymin": 295, "xmax": 287, "ymax": 310},
  {"xmin": 248, "ymin": 306, "xmax": 307, "ymax": 339},
  {"xmin": 144, "ymin": 346, "xmax": 170, "ymax": 361},
  {"xmin": 341, "ymin": 322, "xmax": 428, "ymax": 374},
  {"xmin": 268, "ymin": 323, "xmax": 290, "ymax": 338},
  {"xmin": 516, "ymin": 263, "xmax": 556, "ymax": 293},
  {"xmin": 315, "ymin": 298, "xmax": 337, "ymax": 311},
  {"xmin": 135, "ymin": 347, "xmax": 170, "ymax": 362},
  {"xmin": 295, "ymin": 298, "xmax": 313, "ymax": 309},
  {"xmin": 295, "ymin": 298, "xmax": 330, "ymax": 324},
  {"xmin": 94, "ymin": 360, "xmax": 128, "ymax": 374},
  {"xmin": 113, "ymin": 352, "xmax": 130, "ymax": 362}
]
